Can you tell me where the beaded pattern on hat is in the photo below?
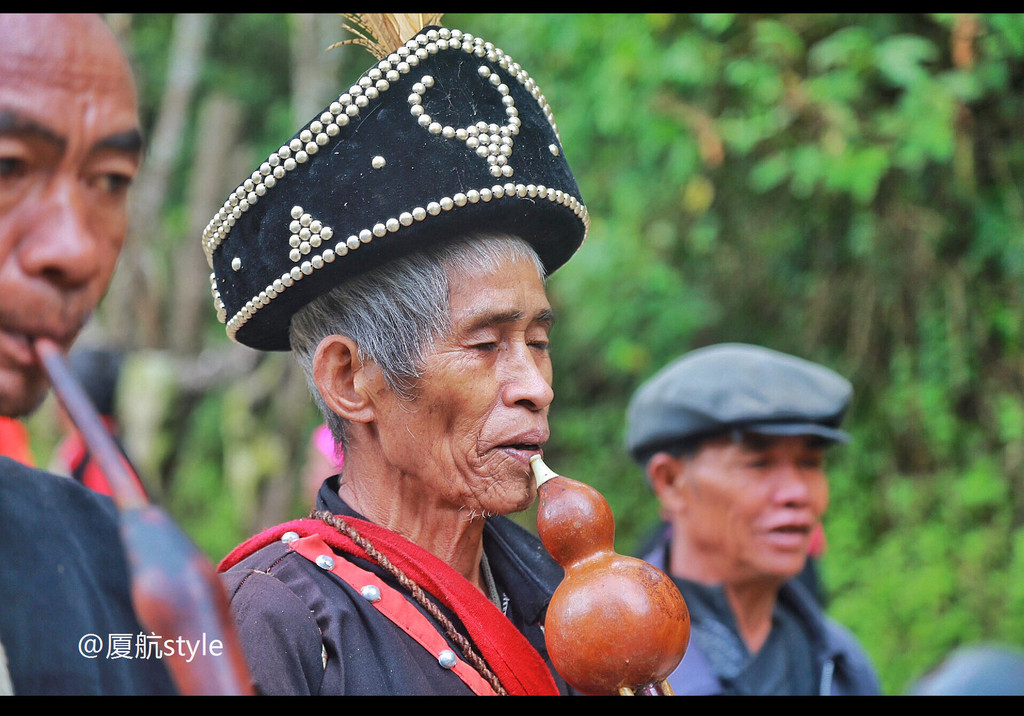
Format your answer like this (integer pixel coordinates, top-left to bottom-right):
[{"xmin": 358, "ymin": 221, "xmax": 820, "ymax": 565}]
[{"xmin": 201, "ymin": 27, "xmax": 590, "ymax": 344}]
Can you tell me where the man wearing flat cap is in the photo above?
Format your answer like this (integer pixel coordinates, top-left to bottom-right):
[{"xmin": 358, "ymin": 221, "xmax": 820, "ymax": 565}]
[
  {"xmin": 211, "ymin": 17, "xmax": 587, "ymax": 695},
  {"xmin": 627, "ymin": 343, "xmax": 880, "ymax": 695}
]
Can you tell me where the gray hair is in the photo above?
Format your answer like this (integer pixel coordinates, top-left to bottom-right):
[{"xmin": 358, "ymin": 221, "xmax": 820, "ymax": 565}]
[{"xmin": 289, "ymin": 234, "xmax": 546, "ymax": 446}]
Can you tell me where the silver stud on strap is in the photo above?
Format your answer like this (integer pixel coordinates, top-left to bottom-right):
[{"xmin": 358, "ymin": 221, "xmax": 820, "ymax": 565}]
[
  {"xmin": 315, "ymin": 554, "xmax": 335, "ymax": 570},
  {"xmin": 438, "ymin": 649, "xmax": 457, "ymax": 670},
  {"xmin": 360, "ymin": 585, "xmax": 382, "ymax": 603},
  {"xmin": 280, "ymin": 531, "xmax": 299, "ymax": 544}
]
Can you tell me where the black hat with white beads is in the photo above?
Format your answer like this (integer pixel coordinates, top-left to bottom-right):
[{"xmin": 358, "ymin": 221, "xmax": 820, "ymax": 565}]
[{"xmin": 202, "ymin": 25, "xmax": 589, "ymax": 351}]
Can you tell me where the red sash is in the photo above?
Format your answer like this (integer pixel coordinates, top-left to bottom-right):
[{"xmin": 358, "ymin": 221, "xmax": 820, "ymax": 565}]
[{"xmin": 219, "ymin": 517, "xmax": 560, "ymax": 696}]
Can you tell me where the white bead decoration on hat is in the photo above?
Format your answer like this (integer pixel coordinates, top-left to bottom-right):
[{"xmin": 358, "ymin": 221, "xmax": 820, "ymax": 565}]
[
  {"xmin": 203, "ymin": 26, "xmax": 589, "ymax": 347},
  {"xmin": 406, "ymin": 68, "xmax": 519, "ymax": 180}
]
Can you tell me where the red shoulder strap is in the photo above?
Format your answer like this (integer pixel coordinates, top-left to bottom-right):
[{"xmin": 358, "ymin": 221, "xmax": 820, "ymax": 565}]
[
  {"xmin": 288, "ymin": 533, "xmax": 497, "ymax": 695},
  {"xmin": 219, "ymin": 518, "xmax": 560, "ymax": 696}
]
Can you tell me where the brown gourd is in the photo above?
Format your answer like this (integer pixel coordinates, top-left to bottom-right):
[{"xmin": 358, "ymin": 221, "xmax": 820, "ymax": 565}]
[{"xmin": 531, "ymin": 455, "xmax": 690, "ymax": 695}]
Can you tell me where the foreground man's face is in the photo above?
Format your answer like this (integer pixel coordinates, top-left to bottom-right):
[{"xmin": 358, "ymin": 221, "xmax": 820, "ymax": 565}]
[
  {"xmin": 0, "ymin": 14, "xmax": 141, "ymax": 416},
  {"xmin": 370, "ymin": 255, "xmax": 555, "ymax": 519}
]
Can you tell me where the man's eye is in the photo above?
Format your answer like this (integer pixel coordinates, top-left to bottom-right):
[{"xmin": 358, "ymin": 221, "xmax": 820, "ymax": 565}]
[
  {"xmin": 0, "ymin": 156, "xmax": 27, "ymax": 179},
  {"xmin": 93, "ymin": 172, "xmax": 134, "ymax": 196}
]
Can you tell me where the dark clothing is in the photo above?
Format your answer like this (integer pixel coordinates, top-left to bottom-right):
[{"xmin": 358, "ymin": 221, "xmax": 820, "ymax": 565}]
[
  {"xmin": 0, "ymin": 457, "xmax": 177, "ymax": 695},
  {"xmin": 672, "ymin": 577, "xmax": 820, "ymax": 695},
  {"xmin": 221, "ymin": 475, "xmax": 576, "ymax": 695},
  {"xmin": 643, "ymin": 533, "xmax": 880, "ymax": 696}
]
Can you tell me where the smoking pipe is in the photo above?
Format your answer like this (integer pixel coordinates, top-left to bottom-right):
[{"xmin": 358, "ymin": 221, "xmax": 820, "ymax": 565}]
[
  {"xmin": 531, "ymin": 455, "xmax": 689, "ymax": 696},
  {"xmin": 35, "ymin": 338, "xmax": 254, "ymax": 695}
]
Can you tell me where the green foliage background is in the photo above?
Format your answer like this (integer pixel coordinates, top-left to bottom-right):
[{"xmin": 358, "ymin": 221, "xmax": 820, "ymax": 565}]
[{"xmin": 27, "ymin": 14, "xmax": 1024, "ymax": 695}]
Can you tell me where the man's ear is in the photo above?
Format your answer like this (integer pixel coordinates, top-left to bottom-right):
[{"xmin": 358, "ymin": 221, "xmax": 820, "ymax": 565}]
[
  {"xmin": 647, "ymin": 451, "xmax": 687, "ymax": 512},
  {"xmin": 312, "ymin": 334, "xmax": 375, "ymax": 424}
]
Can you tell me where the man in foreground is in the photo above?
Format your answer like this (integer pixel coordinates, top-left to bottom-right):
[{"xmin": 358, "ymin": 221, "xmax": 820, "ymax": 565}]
[
  {"xmin": 627, "ymin": 343, "xmax": 880, "ymax": 695},
  {"xmin": 212, "ymin": 20, "xmax": 590, "ymax": 694},
  {"xmin": 0, "ymin": 14, "xmax": 175, "ymax": 694}
]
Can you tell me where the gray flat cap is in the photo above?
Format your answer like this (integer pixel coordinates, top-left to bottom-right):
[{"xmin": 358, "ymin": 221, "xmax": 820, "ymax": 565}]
[{"xmin": 626, "ymin": 343, "xmax": 852, "ymax": 462}]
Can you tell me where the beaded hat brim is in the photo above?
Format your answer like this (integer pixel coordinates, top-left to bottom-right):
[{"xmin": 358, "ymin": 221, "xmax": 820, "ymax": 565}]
[{"xmin": 203, "ymin": 26, "xmax": 589, "ymax": 351}]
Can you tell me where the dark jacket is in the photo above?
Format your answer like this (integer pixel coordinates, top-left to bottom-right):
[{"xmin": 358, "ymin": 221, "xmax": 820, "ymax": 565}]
[
  {"xmin": 643, "ymin": 532, "xmax": 880, "ymax": 696},
  {"xmin": 221, "ymin": 476, "xmax": 576, "ymax": 695},
  {"xmin": 0, "ymin": 457, "xmax": 177, "ymax": 695}
]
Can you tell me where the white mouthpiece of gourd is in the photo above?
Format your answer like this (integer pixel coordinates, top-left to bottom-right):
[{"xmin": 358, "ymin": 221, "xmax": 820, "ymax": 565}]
[{"xmin": 530, "ymin": 454, "xmax": 559, "ymax": 487}]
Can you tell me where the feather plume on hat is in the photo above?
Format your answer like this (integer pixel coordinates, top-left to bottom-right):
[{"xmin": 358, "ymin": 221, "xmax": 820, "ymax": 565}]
[{"xmin": 332, "ymin": 13, "xmax": 445, "ymax": 58}]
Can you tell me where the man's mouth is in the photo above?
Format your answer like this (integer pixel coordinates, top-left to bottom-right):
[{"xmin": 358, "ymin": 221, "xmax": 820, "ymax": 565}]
[
  {"xmin": 762, "ymin": 523, "xmax": 815, "ymax": 551},
  {"xmin": 493, "ymin": 432, "xmax": 548, "ymax": 464},
  {"xmin": 771, "ymin": 525, "xmax": 812, "ymax": 535},
  {"xmin": 500, "ymin": 443, "xmax": 544, "ymax": 463},
  {"xmin": 0, "ymin": 329, "xmax": 38, "ymax": 367},
  {"xmin": 0, "ymin": 311, "xmax": 84, "ymax": 365},
  {"xmin": 505, "ymin": 441, "xmax": 542, "ymax": 451}
]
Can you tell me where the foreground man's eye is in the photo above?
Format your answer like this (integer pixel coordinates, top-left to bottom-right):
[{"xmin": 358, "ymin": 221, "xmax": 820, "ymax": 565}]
[{"xmin": 0, "ymin": 156, "xmax": 27, "ymax": 179}]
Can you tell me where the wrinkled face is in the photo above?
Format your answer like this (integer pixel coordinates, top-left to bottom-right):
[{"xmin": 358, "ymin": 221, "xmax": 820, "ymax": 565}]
[
  {"xmin": 369, "ymin": 256, "xmax": 554, "ymax": 518},
  {"xmin": 675, "ymin": 433, "xmax": 830, "ymax": 585},
  {"xmin": 0, "ymin": 14, "xmax": 141, "ymax": 416}
]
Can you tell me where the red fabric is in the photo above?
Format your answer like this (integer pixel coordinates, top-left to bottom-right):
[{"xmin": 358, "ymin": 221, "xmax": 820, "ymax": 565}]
[
  {"xmin": 0, "ymin": 416, "xmax": 33, "ymax": 466},
  {"xmin": 288, "ymin": 534, "xmax": 496, "ymax": 695},
  {"xmin": 808, "ymin": 522, "xmax": 827, "ymax": 558},
  {"xmin": 56, "ymin": 419, "xmax": 145, "ymax": 498},
  {"xmin": 219, "ymin": 517, "xmax": 560, "ymax": 696}
]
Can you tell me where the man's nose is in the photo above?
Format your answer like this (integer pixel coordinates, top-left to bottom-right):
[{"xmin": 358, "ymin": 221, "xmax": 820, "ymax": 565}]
[
  {"xmin": 19, "ymin": 180, "xmax": 104, "ymax": 289},
  {"xmin": 501, "ymin": 345, "xmax": 554, "ymax": 412},
  {"xmin": 773, "ymin": 462, "xmax": 814, "ymax": 505}
]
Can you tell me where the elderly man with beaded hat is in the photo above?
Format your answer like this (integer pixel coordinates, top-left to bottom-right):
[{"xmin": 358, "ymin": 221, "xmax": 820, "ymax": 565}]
[
  {"xmin": 211, "ymin": 17, "xmax": 588, "ymax": 695},
  {"xmin": 627, "ymin": 343, "xmax": 880, "ymax": 695}
]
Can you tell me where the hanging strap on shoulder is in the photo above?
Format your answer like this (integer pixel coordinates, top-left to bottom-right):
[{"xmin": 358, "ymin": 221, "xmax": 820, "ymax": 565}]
[{"xmin": 287, "ymin": 533, "xmax": 497, "ymax": 696}]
